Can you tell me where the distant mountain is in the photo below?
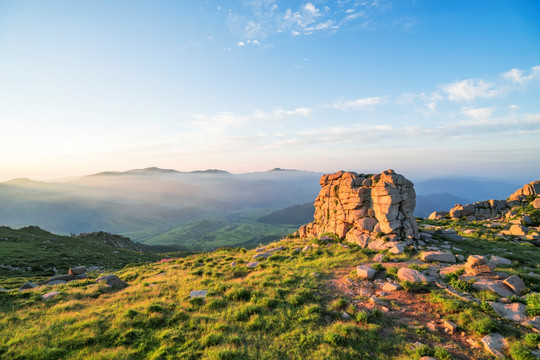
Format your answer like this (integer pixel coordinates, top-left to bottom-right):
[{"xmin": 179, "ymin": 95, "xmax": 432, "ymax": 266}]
[
  {"xmin": 414, "ymin": 178, "xmax": 521, "ymax": 202},
  {"xmin": 414, "ymin": 192, "xmax": 472, "ymax": 218},
  {"xmin": 257, "ymin": 203, "xmax": 315, "ymax": 226}
]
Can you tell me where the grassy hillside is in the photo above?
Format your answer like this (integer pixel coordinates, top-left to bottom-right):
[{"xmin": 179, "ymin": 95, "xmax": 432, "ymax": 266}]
[
  {"xmin": 0, "ymin": 226, "xmax": 190, "ymax": 288},
  {"xmin": 1, "ymin": 218, "xmax": 539, "ymax": 359}
]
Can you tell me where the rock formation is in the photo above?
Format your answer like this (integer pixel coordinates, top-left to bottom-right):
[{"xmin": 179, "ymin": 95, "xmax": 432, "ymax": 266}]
[
  {"xmin": 297, "ymin": 170, "xmax": 419, "ymax": 247},
  {"xmin": 429, "ymin": 179, "xmax": 540, "ymax": 222}
]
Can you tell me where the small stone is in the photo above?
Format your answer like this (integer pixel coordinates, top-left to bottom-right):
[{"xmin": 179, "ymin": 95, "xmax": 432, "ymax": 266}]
[
  {"xmin": 42, "ymin": 291, "xmax": 60, "ymax": 301},
  {"xmin": 488, "ymin": 256, "xmax": 512, "ymax": 268},
  {"xmin": 419, "ymin": 357, "xmax": 438, "ymax": 360},
  {"xmin": 389, "ymin": 243, "xmax": 406, "ymax": 255},
  {"xmin": 302, "ymin": 245, "xmax": 311, "ymax": 253},
  {"xmin": 426, "ymin": 321, "xmax": 437, "ymax": 331},
  {"xmin": 341, "ymin": 312, "xmax": 350, "ymax": 320},
  {"xmin": 246, "ymin": 262, "xmax": 259, "ymax": 268},
  {"xmin": 47, "ymin": 280, "xmax": 66, "ymax": 286},
  {"xmin": 467, "ymin": 255, "xmax": 487, "ymax": 266},
  {"xmin": 503, "ymin": 275, "xmax": 526, "ymax": 295},
  {"xmin": 357, "ymin": 265, "xmax": 376, "ymax": 280},
  {"xmin": 397, "ymin": 267, "xmax": 428, "ymax": 283},
  {"xmin": 19, "ymin": 282, "xmax": 38, "ymax": 291},
  {"xmin": 481, "ymin": 333, "xmax": 508, "ymax": 359},
  {"xmin": 189, "ymin": 290, "xmax": 207, "ymax": 299},
  {"xmin": 252, "ymin": 252, "xmax": 271, "ymax": 260},
  {"xmin": 230, "ymin": 261, "xmax": 237, "ymax": 267},
  {"xmin": 268, "ymin": 246, "xmax": 285, "ymax": 252},
  {"xmin": 68, "ymin": 266, "xmax": 87, "ymax": 275},
  {"xmin": 96, "ymin": 274, "xmax": 128, "ymax": 288},
  {"xmin": 509, "ymin": 224, "xmax": 529, "ymax": 236},
  {"xmin": 490, "ymin": 302, "xmax": 528, "ymax": 322},
  {"xmin": 472, "ymin": 280, "xmax": 514, "ymax": 297},
  {"xmin": 381, "ymin": 282, "xmax": 401, "ymax": 291},
  {"xmin": 421, "ymin": 251, "xmax": 456, "ymax": 263},
  {"xmin": 443, "ymin": 320, "xmax": 458, "ymax": 334},
  {"xmin": 373, "ymin": 254, "xmax": 384, "ymax": 262}
]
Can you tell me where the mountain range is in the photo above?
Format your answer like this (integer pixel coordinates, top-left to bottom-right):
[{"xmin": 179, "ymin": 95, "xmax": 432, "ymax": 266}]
[{"xmin": 0, "ymin": 167, "xmax": 524, "ymax": 249}]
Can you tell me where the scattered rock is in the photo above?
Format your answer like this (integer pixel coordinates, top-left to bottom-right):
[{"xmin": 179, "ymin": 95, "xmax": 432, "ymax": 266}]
[
  {"xmin": 488, "ymin": 256, "xmax": 512, "ymax": 268},
  {"xmin": 428, "ymin": 211, "xmax": 448, "ymax": 220},
  {"xmin": 472, "ymin": 280, "xmax": 514, "ymax": 298},
  {"xmin": 230, "ymin": 261, "xmax": 237, "ymax": 267},
  {"xmin": 341, "ymin": 312, "xmax": 350, "ymax": 320},
  {"xmin": 357, "ymin": 265, "xmax": 376, "ymax": 280},
  {"xmin": 419, "ymin": 357, "xmax": 438, "ymax": 360},
  {"xmin": 503, "ymin": 275, "xmax": 526, "ymax": 295},
  {"xmin": 443, "ymin": 320, "xmax": 458, "ymax": 334},
  {"xmin": 268, "ymin": 246, "xmax": 285, "ymax": 253},
  {"xmin": 252, "ymin": 252, "xmax": 271, "ymax": 260},
  {"xmin": 381, "ymin": 282, "xmax": 401, "ymax": 291},
  {"xmin": 465, "ymin": 255, "xmax": 492, "ymax": 275},
  {"xmin": 42, "ymin": 291, "xmax": 60, "ymax": 301},
  {"xmin": 439, "ymin": 265, "xmax": 464, "ymax": 278},
  {"xmin": 96, "ymin": 274, "xmax": 128, "ymax": 288},
  {"xmin": 421, "ymin": 251, "xmax": 456, "ymax": 263},
  {"xmin": 490, "ymin": 302, "xmax": 528, "ymax": 322},
  {"xmin": 389, "ymin": 243, "xmax": 406, "ymax": 255},
  {"xmin": 397, "ymin": 267, "xmax": 428, "ymax": 283},
  {"xmin": 68, "ymin": 266, "xmax": 87, "ymax": 275},
  {"xmin": 19, "ymin": 282, "xmax": 38, "ymax": 291},
  {"xmin": 246, "ymin": 262, "xmax": 259, "ymax": 268},
  {"xmin": 189, "ymin": 290, "xmax": 208, "ymax": 299},
  {"xmin": 373, "ymin": 254, "xmax": 385, "ymax": 262},
  {"xmin": 481, "ymin": 333, "xmax": 508, "ymax": 359},
  {"xmin": 509, "ymin": 224, "xmax": 530, "ymax": 236},
  {"xmin": 302, "ymin": 245, "xmax": 311, "ymax": 253},
  {"xmin": 47, "ymin": 280, "xmax": 66, "ymax": 286}
]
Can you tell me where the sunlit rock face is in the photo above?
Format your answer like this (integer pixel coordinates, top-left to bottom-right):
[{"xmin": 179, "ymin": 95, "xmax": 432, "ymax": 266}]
[{"xmin": 297, "ymin": 169, "xmax": 419, "ymax": 246}]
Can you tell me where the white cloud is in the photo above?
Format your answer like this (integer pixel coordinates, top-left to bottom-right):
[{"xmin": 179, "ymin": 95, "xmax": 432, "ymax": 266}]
[
  {"xmin": 501, "ymin": 65, "xmax": 540, "ymax": 84},
  {"xmin": 236, "ymin": 41, "xmax": 245, "ymax": 47},
  {"xmin": 441, "ymin": 79, "xmax": 501, "ymax": 102},
  {"xmin": 461, "ymin": 106, "xmax": 496, "ymax": 119},
  {"xmin": 332, "ymin": 96, "xmax": 387, "ymax": 110}
]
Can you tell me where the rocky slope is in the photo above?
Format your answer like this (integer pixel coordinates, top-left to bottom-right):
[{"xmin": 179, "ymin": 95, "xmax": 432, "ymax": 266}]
[{"xmin": 429, "ymin": 179, "xmax": 540, "ymax": 222}]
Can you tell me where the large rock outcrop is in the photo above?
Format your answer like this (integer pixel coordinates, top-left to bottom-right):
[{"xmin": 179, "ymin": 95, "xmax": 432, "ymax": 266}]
[
  {"xmin": 437, "ymin": 180, "xmax": 540, "ymax": 222},
  {"xmin": 297, "ymin": 170, "xmax": 419, "ymax": 245}
]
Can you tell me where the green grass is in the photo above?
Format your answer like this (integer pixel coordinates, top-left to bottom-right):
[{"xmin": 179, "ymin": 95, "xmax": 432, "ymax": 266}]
[{"xmin": 0, "ymin": 226, "xmax": 164, "ymax": 288}]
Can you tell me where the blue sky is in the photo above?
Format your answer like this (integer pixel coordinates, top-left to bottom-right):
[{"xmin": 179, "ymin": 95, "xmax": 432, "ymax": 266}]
[{"xmin": 1, "ymin": 0, "xmax": 539, "ymax": 181}]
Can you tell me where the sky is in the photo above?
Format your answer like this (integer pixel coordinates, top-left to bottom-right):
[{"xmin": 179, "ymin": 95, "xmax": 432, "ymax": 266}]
[{"xmin": 0, "ymin": 0, "xmax": 539, "ymax": 182}]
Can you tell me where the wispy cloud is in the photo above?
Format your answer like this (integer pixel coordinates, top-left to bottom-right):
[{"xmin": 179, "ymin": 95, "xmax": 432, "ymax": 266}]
[
  {"xmin": 441, "ymin": 79, "xmax": 501, "ymax": 102},
  {"xmin": 331, "ymin": 96, "xmax": 387, "ymax": 110},
  {"xmin": 225, "ymin": 0, "xmax": 403, "ymax": 43}
]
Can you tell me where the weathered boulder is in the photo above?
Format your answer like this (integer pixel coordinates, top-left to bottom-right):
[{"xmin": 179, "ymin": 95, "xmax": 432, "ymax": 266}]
[
  {"xmin": 508, "ymin": 180, "xmax": 540, "ymax": 201},
  {"xmin": 503, "ymin": 275, "xmax": 526, "ymax": 295},
  {"xmin": 42, "ymin": 291, "xmax": 60, "ymax": 301},
  {"xmin": 357, "ymin": 265, "xmax": 376, "ymax": 280},
  {"xmin": 297, "ymin": 170, "xmax": 419, "ymax": 244},
  {"xmin": 509, "ymin": 224, "xmax": 529, "ymax": 236},
  {"xmin": 488, "ymin": 256, "xmax": 512, "ymax": 268},
  {"xmin": 189, "ymin": 290, "xmax": 207, "ymax": 299},
  {"xmin": 397, "ymin": 267, "xmax": 428, "ymax": 283},
  {"xmin": 246, "ymin": 262, "xmax": 259, "ymax": 268},
  {"xmin": 472, "ymin": 280, "xmax": 514, "ymax": 297},
  {"xmin": 96, "ymin": 274, "xmax": 127, "ymax": 288},
  {"xmin": 465, "ymin": 255, "xmax": 492, "ymax": 275},
  {"xmin": 481, "ymin": 333, "xmax": 508, "ymax": 359},
  {"xmin": 19, "ymin": 282, "xmax": 38, "ymax": 291},
  {"xmin": 252, "ymin": 253, "xmax": 271, "ymax": 260},
  {"xmin": 428, "ymin": 211, "xmax": 448, "ymax": 220},
  {"xmin": 421, "ymin": 251, "xmax": 456, "ymax": 263},
  {"xmin": 68, "ymin": 266, "xmax": 87, "ymax": 275},
  {"xmin": 490, "ymin": 302, "xmax": 528, "ymax": 322}
]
